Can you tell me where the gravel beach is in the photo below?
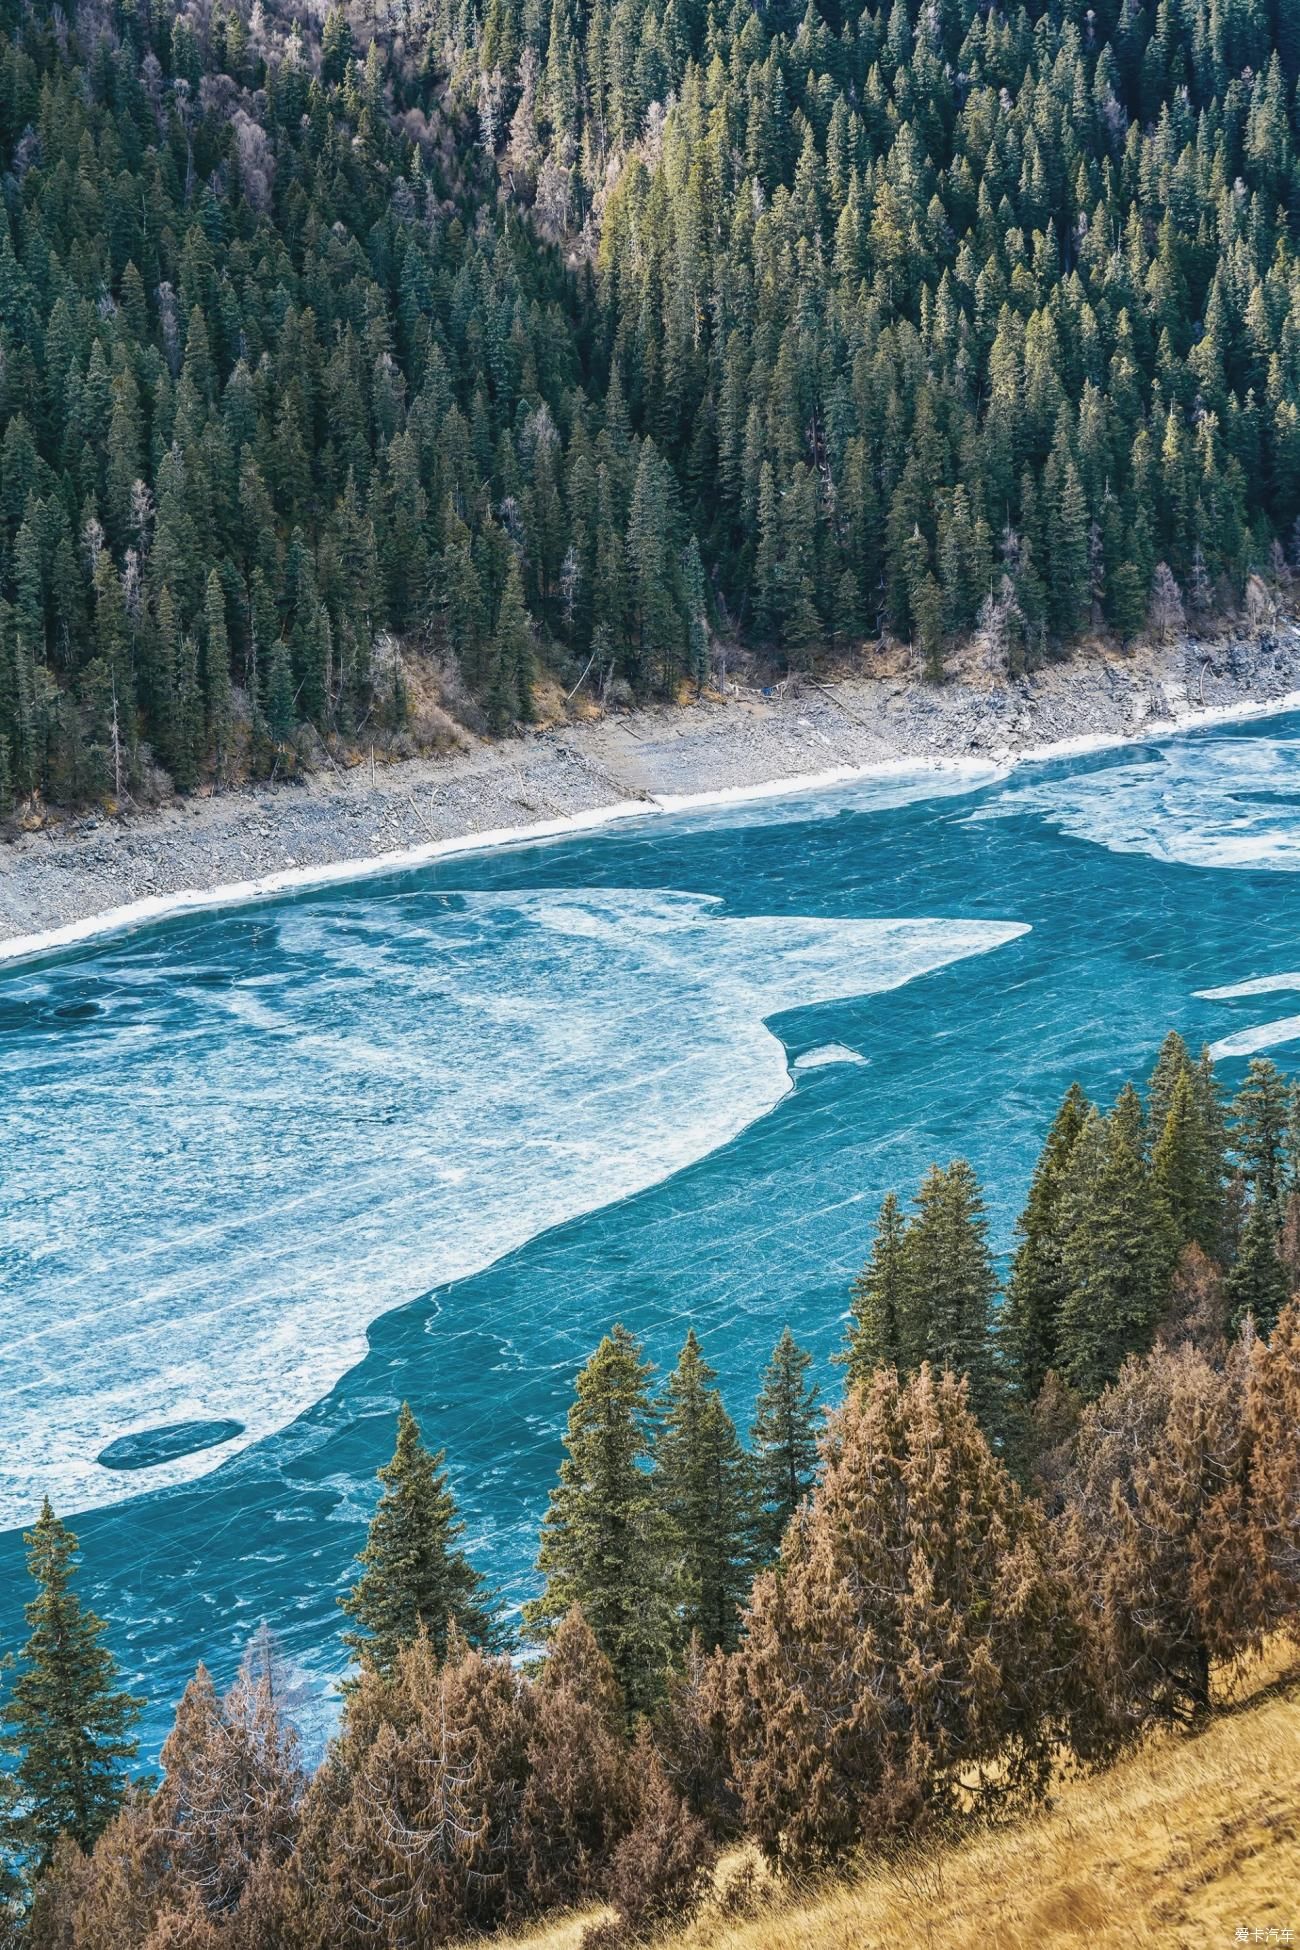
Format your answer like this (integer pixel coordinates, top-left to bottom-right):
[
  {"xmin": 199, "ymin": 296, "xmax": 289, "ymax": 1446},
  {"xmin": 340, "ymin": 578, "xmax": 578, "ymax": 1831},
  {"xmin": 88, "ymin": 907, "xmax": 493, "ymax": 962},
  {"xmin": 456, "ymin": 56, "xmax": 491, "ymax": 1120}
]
[{"xmin": 5, "ymin": 626, "xmax": 1300, "ymax": 952}]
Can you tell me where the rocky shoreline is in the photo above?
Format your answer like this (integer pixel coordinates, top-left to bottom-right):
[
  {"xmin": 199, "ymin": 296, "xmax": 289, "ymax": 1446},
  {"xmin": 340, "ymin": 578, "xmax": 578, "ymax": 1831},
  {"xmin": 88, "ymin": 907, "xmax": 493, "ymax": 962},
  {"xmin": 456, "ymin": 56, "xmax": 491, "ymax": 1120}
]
[{"xmin": 4, "ymin": 626, "xmax": 1300, "ymax": 952}]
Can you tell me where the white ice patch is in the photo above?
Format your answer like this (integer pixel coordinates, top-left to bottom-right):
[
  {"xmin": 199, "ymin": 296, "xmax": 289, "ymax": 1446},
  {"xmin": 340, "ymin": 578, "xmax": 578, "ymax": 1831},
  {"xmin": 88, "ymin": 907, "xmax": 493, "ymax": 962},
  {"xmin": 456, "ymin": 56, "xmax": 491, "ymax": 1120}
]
[
  {"xmin": 0, "ymin": 889, "xmax": 1028, "ymax": 1524},
  {"xmin": 971, "ymin": 733, "xmax": 1300, "ymax": 871},
  {"xmin": 791, "ymin": 1044, "xmax": 868, "ymax": 1070},
  {"xmin": 1208, "ymin": 1016, "xmax": 1300, "ymax": 1059},
  {"xmin": 1196, "ymin": 971, "xmax": 1300, "ymax": 1000}
]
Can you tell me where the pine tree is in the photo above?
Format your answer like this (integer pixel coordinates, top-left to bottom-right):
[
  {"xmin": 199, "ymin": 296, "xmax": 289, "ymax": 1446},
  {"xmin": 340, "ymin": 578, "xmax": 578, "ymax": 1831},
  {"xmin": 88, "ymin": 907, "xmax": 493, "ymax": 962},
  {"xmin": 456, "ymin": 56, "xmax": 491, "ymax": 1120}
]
[
  {"xmin": 525, "ymin": 1326, "xmax": 674, "ymax": 1714},
  {"xmin": 171, "ymin": 633, "xmax": 204, "ymax": 795},
  {"xmin": 1152, "ymin": 1069, "xmax": 1222, "ymax": 1255},
  {"xmin": 201, "ymin": 568, "xmax": 233, "ymax": 781},
  {"xmin": 1147, "ymin": 1029, "xmax": 1193, "ymax": 1139},
  {"xmin": 1110, "ymin": 1080, "xmax": 1147, "ymax": 1158},
  {"xmin": 842, "ymin": 1191, "xmax": 909, "ymax": 1383},
  {"xmin": 1057, "ymin": 1111, "xmax": 1177, "ymax": 1397},
  {"xmin": 749, "ymin": 1326, "xmax": 821, "ymax": 1559},
  {"xmin": 0, "ymin": 1502, "xmax": 142, "ymax": 1872},
  {"xmin": 1003, "ymin": 1082, "xmax": 1091, "ymax": 1401},
  {"xmin": 1226, "ymin": 1198, "xmax": 1290, "ymax": 1339},
  {"xmin": 340, "ymin": 1403, "xmax": 496, "ymax": 1675},
  {"xmin": 486, "ymin": 556, "xmax": 534, "ymax": 732},
  {"xmin": 656, "ymin": 1332, "xmax": 754, "ymax": 1652},
  {"xmin": 1232, "ymin": 1058, "xmax": 1292, "ymax": 1214},
  {"xmin": 900, "ymin": 1160, "xmax": 1003, "ymax": 1428},
  {"xmin": 1193, "ymin": 1046, "xmax": 1230, "ymax": 1219}
]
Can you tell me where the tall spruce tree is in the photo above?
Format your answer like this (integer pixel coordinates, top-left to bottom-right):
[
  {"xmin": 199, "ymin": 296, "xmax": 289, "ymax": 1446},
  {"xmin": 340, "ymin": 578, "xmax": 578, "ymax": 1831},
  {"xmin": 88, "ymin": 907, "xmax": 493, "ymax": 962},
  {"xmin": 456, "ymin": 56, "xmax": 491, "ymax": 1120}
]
[
  {"xmin": 1146, "ymin": 1030, "xmax": 1193, "ymax": 1140},
  {"xmin": 1226, "ymin": 1197, "xmax": 1290, "ymax": 1339},
  {"xmin": 201, "ymin": 568, "xmax": 233, "ymax": 780},
  {"xmin": 750, "ymin": 1326, "xmax": 821, "ymax": 1559},
  {"xmin": 1057, "ymin": 1108, "xmax": 1177, "ymax": 1397},
  {"xmin": 1193, "ymin": 1047, "xmax": 1230, "ymax": 1196},
  {"xmin": 340, "ymin": 1403, "xmax": 496, "ymax": 1675},
  {"xmin": 1110, "ymin": 1080, "xmax": 1147, "ymax": 1158},
  {"xmin": 1152, "ymin": 1069, "xmax": 1223, "ymax": 1256},
  {"xmin": 0, "ymin": 1501, "xmax": 142, "ymax": 1873},
  {"xmin": 900, "ymin": 1160, "xmax": 1003, "ymax": 1429},
  {"xmin": 1232, "ymin": 1059, "xmax": 1292, "ymax": 1214},
  {"xmin": 842, "ymin": 1191, "xmax": 909, "ymax": 1383},
  {"xmin": 656, "ymin": 1331, "xmax": 755, "ymax": 1651},
  {"xmin": 525, "ymin": 1325, "xmax": 673, "ymax": 1713},
  {"xmin": 1003, "ymin": 1082, "xmax": 1091, "ymax": 1401}
]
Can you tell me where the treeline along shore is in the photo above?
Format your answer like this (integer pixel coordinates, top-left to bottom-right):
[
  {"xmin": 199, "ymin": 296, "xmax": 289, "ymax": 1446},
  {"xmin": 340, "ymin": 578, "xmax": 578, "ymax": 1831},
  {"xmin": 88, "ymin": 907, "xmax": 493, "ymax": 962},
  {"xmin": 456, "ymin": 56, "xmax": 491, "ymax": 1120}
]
[{"xmin": 2, "ymin": 1029, "xmax": 1298, "ymax": 1946}]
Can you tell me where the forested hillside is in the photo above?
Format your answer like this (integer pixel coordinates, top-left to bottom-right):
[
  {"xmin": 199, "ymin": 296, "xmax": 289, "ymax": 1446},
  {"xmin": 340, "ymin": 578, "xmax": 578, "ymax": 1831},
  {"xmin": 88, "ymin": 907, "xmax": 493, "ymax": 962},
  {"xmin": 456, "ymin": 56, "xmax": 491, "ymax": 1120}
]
[{"xmin": 2, "ymin": 0, "xmax": 1300, "ymax": 806}]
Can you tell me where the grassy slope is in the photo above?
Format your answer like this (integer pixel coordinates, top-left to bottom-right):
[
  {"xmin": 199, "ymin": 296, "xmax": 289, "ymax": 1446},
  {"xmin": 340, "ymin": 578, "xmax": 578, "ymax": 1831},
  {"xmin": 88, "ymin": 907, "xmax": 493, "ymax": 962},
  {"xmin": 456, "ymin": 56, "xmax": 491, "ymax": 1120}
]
[{"xmin": 481, "ymin": 1659, "xmax": 1299, "ymax": 1950}]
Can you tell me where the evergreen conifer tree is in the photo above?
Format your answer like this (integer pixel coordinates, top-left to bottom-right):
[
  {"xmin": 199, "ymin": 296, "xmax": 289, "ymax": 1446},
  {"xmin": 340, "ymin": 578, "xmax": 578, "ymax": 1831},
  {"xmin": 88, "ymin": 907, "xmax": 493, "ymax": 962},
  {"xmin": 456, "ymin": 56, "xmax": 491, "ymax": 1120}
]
[
  {"xmin": 1059, "ymin": 1342, "xmax": 1259, "ymax": 1723},
  {"xmin": 1003, "ymin": 1082, "xmax": 1091, "ymax": 1400},
  {"xmin": 1057, "ymin": 1110, "xmax": 1177, "ymax": 1396},
  {"xmin": 1193, "ymin": 1045, "xmax": 1230, "ymax": 1225},
  {"xmin": 201, "ymin": 568, "xmax": 233, "ymax": 780},
  {"xmin": 525, "ymin": 1326, "xmax": 673, "ymax": 1713},
  {"xmin": 1152, "ymin": 1069, "xmax": 1222, "ymax": 1255},
  {"xmin": 725, "ymin": 1366, "xmax": 1075, "ymax": 1865},
  {"xmin": 900, "ymin": 1160, "xmax": 1003, "ymax": 1428},
  {"xmin": 0, "ymin": 1501, "xmax": 142, "ymax": 1873},
  {"xmin": 656, "ymin": 1331, "xmax": 755, "ymax": 1651},
  {"xmin": 1226, "ymin": 1197, "xmax": 1290, "ymax": 1339},
  {"xmin": 1146, "ymin": 1029, "xmax": 1193, "ymax": 1139},
  {"xmin": 1232, "ymin": 1058, "xmax": 1292, "ymax": 1213},
  {"xmin": 750, "ymin": 1326, "xmax": 821, "ymax": 1559},
  {"xmin": 340, "ymin": 1403, "xmax": 496, "ymax": 1675},
  {"xmin": 842, "ymin": 1191, "xmax": 909, "ymax": 1383},
  {"xmin": 486, "ymin": 556, "xmax": 534, "ymax": 731},
  {"xmin": 1110, "ymin": 1080, "xmax": 1147, "ymax": 1158}
]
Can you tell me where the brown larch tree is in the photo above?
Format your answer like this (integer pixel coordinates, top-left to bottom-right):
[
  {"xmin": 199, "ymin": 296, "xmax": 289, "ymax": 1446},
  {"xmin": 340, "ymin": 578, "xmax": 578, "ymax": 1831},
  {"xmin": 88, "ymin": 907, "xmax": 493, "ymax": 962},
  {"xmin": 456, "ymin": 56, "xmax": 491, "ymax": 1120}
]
[
  {"xmin": 1247, "ymin": 1299, "xmax": 1300, "ymax": 1628},
  {"xmin": 1056, "ymin": 1341, "xmax": 1265, "ymax": 1733},
  {"xmin": 516, "ymin": 1607, "xmax": 634, "ymax": 1911},
  {"xmin": 722, "ymin": 1365, "xmax": 1077, "ymax": 1867}
]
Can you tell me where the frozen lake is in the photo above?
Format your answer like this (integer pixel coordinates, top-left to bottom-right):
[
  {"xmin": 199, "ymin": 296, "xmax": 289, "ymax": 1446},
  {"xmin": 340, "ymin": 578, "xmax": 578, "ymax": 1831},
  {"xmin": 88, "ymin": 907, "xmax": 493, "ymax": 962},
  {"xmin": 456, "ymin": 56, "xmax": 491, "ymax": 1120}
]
[{"xmin": 3, "ymin": 716, "xmax": 1299, "ymax": 1754}]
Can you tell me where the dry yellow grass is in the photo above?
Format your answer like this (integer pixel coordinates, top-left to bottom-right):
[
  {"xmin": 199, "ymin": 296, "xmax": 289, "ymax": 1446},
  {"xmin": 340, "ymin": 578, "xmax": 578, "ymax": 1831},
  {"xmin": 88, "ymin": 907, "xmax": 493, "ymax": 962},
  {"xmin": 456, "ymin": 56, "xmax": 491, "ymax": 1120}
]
[{"xmin": 477, "ymin": 1656, "xmax": 1299, "ymax": 1950}]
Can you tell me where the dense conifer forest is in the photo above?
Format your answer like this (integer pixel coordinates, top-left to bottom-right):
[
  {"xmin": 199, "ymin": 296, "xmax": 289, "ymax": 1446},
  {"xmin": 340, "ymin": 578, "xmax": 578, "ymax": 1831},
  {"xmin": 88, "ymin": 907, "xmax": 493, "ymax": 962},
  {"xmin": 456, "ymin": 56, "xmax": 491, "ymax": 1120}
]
[
  {"xmin": 4, "ymin": 0, "xmax": 1300, "ymax": 807},
  {"xmin": 2, "ymin": 1032, "xmax": 1299, "ymax": 1945}
]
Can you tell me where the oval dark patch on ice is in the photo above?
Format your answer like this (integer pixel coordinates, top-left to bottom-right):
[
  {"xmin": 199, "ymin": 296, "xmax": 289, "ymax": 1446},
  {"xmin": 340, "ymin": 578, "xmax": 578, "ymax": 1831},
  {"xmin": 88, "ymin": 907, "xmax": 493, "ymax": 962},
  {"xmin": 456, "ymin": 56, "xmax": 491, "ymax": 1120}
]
[{"xmin": 97, "ymin": 1420, "xmax": 245, "ymax": 1471}]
